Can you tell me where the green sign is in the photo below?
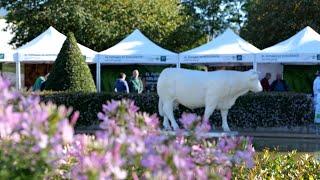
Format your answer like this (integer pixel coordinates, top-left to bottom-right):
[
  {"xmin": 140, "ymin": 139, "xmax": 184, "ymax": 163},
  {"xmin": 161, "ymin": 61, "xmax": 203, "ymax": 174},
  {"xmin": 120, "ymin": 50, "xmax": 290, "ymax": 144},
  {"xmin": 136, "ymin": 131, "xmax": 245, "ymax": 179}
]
[
  {"xmin": 0, "ymin": 53, "xmax": 4, "ymax": 60},
  {"xmin": 160, "ymin": 56, "xmax": 166, "ymax": 62}
]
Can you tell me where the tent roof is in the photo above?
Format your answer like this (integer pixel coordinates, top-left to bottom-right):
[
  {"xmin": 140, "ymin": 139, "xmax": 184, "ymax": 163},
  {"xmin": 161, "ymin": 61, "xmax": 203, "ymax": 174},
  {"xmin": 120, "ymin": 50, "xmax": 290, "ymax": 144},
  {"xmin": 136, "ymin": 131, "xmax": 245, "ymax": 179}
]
[
  {"xmin": 181, "ymin": 28, "xmax": 260, "ymax": 55},
  {"xmin": 15, "ymin": 26, "xmax": 97, "ymax": 62},
  {"xmin": 262, "ymin": 26, "xmax": 320, "ymax": 54},
  {"xmin": 100, "ymin": 29, "xmax": 177, "ymax": 56},
  {"xmin": 0, "ymin": 19, "xmax": 15, "ymax": 62}
]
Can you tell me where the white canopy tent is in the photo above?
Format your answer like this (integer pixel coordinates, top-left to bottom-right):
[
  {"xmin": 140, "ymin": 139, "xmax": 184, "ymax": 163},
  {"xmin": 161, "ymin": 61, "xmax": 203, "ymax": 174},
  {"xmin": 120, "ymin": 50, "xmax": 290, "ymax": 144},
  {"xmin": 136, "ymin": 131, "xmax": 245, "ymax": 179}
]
[
  {"xmin": 14, "ymin": 26, "xmax": 97, "ymax": 89},
  {"xmin": 0, "ymin": 19, "xmax": 14, "ymax": 62},
  {"xmin": 258, "ymin": 26, "xmax": 320, "ymax": 63},
  {"xmin": 180, "ymin": 28, "xmax": 261, "ymax": 68},
  {"xmin": 97, "ymin": 29, "xmax": 178, "ymax": 92},
  {"xmin": 257, "ymin": 26, "xmax": 320, "ymax": 81}
]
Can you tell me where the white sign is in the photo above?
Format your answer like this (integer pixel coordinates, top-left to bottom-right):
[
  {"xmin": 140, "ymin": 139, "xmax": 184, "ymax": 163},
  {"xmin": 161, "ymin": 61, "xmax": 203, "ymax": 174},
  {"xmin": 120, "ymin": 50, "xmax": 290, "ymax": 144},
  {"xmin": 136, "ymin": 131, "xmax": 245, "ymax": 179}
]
[
  {"xmin": 181, "ymin": 54, "xmax": 254, "ymax": 63},
  {"xmin": 258, "ymin": 53, "xmax": 320, "ymax": 63}
]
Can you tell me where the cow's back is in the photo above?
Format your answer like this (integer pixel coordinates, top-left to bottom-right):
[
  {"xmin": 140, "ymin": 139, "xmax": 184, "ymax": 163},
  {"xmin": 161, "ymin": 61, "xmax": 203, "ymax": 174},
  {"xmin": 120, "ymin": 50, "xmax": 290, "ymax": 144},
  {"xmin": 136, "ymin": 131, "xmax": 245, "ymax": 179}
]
[{"xmin": 157, "ymin": 68, "xmax": 214, "ymax": 108}]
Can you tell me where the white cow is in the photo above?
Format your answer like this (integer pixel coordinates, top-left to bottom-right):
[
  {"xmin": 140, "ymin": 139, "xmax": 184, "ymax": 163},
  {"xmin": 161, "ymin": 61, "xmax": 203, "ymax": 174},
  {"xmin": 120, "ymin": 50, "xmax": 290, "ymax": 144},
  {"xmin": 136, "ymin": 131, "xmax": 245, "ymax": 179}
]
[{"xmin": 157, "ymin": 68, "xmax": 262, "ymax": 131}]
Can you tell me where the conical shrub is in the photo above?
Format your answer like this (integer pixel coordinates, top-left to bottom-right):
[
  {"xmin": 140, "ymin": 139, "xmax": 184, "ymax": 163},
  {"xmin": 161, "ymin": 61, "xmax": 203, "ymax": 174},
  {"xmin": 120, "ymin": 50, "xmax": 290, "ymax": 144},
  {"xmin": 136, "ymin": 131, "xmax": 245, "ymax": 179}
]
[{"xmin": 45, "ymin": 32, "xmax": 96, "ymax": 92}]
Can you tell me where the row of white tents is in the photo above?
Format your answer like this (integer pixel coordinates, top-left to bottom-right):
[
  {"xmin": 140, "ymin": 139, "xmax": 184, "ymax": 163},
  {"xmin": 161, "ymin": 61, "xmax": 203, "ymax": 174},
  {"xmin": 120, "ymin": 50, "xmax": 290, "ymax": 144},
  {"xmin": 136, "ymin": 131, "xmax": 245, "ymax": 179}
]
[{"xmin": 1, "ymin": 18, "xmax": 320, "ymax": 92}]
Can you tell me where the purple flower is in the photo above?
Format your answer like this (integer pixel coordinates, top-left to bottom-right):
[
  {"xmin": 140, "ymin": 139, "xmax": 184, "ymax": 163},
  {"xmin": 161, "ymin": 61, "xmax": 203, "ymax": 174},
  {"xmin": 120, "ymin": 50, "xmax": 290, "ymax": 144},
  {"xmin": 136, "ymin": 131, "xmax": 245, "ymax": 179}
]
[
  {"xmin": 141, "ymin": 154, "xmax": 166, "ymax": 170},
  {"xmin": 103, "ymin": 100, "xmax": 120, "ymax": 113},
  {"xmin": 179, "ymin": 113, "xmax": 198, "ymax": 129}
]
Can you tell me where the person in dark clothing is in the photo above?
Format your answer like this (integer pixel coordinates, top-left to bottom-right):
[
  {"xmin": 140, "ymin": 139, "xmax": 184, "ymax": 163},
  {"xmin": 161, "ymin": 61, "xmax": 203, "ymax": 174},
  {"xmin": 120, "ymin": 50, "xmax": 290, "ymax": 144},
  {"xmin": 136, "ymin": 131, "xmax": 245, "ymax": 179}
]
[
  {"xmin": 115, "ymin": 73, "xmax": 129, "ymax": 93},
  {"xmin": 271, "ymin": 73, "xmax": 289, "ymax": 92},
  {"xmin": 260, "ymin": 73, "xmax": 271, "ymax": 91},
  {"xmin": 129, "ymin": 70, "xmax": 143, "ymax": 94}
]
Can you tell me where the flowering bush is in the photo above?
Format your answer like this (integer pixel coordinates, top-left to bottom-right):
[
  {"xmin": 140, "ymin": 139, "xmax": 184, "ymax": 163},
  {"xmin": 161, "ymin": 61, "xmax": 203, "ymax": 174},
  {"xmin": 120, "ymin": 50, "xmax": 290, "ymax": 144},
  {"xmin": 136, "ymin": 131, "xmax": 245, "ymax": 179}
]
[
  {"xmin": 0, "ymin": 76, "xmax": 255, "ymax": 179},
  {"xmin": 62, "ymin": 101, "xmax": 255, "ymax": 179},
  {"xmin": 0, "ymin": 76, "xmax": 78, "ymax": 179}
]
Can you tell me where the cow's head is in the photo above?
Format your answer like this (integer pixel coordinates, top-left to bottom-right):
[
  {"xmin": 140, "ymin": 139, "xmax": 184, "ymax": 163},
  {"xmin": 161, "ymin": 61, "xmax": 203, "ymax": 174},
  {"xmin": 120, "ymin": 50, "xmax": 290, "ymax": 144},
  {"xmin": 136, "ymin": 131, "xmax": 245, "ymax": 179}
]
[{"xmin": 247, "ymin": 70, "xmax": 263, "ymax": 92}]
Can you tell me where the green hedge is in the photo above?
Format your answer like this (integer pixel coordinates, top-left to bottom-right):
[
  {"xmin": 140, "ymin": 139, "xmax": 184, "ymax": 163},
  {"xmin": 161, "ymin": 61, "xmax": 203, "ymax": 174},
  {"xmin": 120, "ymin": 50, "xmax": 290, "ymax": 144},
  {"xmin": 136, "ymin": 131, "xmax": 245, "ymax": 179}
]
[{"xmin": 40, "ymin": 92, "xmax": 314, "ymax": 128}]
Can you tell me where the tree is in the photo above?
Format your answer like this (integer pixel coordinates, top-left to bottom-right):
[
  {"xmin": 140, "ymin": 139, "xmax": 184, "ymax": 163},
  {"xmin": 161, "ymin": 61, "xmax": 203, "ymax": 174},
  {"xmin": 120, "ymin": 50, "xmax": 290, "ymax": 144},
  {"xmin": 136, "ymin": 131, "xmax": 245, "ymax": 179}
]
[
  {"xmin": 45, "ymin": 32, "xmax": 96, "ymax": 92},
  {"xmin": 181, "ymin": 0, "xmax": 247, "ymax": 40},
  {"xmin": 0, "ymin": 0, "xmax": 199, "ymax": 52},
  {"xmin": 241, "ymin": 0, "xmax": 320, "ymax": 49}
]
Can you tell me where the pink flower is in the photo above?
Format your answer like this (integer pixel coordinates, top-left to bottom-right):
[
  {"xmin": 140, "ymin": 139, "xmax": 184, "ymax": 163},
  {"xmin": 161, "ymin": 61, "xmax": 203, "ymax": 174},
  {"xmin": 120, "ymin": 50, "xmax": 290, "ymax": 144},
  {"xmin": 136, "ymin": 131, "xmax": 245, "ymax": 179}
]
[
  {"xmin": 103, "ymin": 100, "xmax": 120, "ymax": 113},
  {"xmin": 179, "ymin": 113, "xmax": 198, "ymax": 129},
  {"xmin": 58, "ymin": 119, "xmax": 74, "ymax": 144}
]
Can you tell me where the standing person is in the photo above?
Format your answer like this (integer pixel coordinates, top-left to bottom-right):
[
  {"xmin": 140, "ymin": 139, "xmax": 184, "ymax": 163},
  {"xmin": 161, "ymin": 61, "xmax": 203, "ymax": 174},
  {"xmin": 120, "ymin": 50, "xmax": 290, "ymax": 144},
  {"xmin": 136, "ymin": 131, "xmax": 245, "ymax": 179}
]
[
  {"xmin": 129, "ymin": 69, "xmax": 143, "ymax": 93},
  {"xmin": 260, "ymin": 73, "xmax": 271, "ymax": 91},
  {"xmin": 313, "ymin": 71, "xmax": 320, "ymax": 123},
  {"xmin": 115, "ymin": 73, "xmax": 129, "ymax": 93},
  {"xmin": 40, "ymin": 73, "xmax": 50, "ymax": 91},
  {"xmin": 32, "ymin": 73, "xmax": 49, "ymax": 92},
  {"xmin": 271, "ymin": 73, "xmax": 289, "ymax": 92}
]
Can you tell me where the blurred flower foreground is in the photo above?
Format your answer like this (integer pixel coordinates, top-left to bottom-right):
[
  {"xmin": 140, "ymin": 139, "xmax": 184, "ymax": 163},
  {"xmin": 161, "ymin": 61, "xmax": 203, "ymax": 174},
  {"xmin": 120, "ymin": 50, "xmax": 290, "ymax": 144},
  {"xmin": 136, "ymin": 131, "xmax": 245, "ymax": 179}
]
[{"xmin": 0, "ymin": 76, "xmax": 254, "ymax": 179}]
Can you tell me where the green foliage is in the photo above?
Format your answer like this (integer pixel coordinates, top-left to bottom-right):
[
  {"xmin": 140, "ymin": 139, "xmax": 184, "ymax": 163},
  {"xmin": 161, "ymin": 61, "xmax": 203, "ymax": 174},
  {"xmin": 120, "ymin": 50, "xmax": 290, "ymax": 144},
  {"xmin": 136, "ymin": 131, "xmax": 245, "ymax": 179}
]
[
  {"xmin": 0, "ymin": 144, "xmax": 50, "ymax": 180},
  {"xmin": 182, "ymin": 0, "xmax": 246, "ymax": 38},
  {"xmin": 1, "ymin": 0, "xmax": 193, "ymax": 52},
  {"xmin": 44, "ymin": 32, "xmax": 96, "ymax": 92},
  {"xmin": 1, "ymin": 0, "xmax": 245, "ymax": 52},
  {"xmin": 234, "ymin": 149, "xmax": 320, "ymax": 179},
  {"xmin": 40, "ymin": 92, "xmax": 313, "ymax": 128},
  {"xmin": 241, "ymin": 0, "xmax": 320, "ymax": 49},
  {"xmin": 284, "ymin": 65, "xmax": 320, "ymax": 93}
]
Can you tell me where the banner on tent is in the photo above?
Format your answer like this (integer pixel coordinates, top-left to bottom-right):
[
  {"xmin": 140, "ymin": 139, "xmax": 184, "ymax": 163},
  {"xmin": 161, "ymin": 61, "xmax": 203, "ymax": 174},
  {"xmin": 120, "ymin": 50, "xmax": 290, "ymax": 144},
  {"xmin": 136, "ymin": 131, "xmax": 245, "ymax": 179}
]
[
  {"xmin": 259, "ymin": 53, "xmax": 320, "ymax": 63},
  {"xmin": 99, "ymin": 55, "xmax": 177, "ymax": 64},
  {"xmin": 15, "ymin": 53, "xmax": 93, "ymax": 62},
  {"xmin": 181, "ymin": 54, "xmax": 253, "ymax": 63}
]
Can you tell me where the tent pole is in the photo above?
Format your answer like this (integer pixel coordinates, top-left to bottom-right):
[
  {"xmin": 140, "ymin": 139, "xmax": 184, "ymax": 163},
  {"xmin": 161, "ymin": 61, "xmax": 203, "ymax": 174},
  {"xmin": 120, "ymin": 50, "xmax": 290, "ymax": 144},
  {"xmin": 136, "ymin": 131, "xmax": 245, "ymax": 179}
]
[
  {"xmin": 16, "ymin": 60, "xmax": 21, "ymax": 90},
  {"xmin": 177, "ymin": 54, "xmax": 181, "ymax": 68},
  {"xmin": 96, "ymin": 57, "xmax": 101, "ymax": 92},
  {"xmin": 253, "ymin": 54, "xmax": 258, "ymax": 71}
]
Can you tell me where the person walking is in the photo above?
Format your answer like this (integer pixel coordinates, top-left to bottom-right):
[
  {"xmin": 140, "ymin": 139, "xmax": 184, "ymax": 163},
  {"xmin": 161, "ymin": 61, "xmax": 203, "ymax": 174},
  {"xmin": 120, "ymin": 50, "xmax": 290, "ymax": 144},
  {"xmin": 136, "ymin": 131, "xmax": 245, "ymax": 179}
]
[
  {"xmin": 129, "ymin": 69, "xmax": 143, "ymax": 94},
  {"xmin": 115, "ymin": 73, "xmax": 129, "ymax": 93}
]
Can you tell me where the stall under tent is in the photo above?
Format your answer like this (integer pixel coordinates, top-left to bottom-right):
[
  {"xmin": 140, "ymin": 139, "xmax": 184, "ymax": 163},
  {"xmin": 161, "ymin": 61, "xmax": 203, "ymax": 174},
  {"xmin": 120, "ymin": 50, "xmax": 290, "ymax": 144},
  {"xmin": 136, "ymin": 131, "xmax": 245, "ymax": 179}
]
[
  {"xmin": 257, "ymin": 26, "xmax": 320, "ymax": 92},
  {"xmin": 180, "ymin": 28, "xmax": 261, "ymax": 70},
  {"xmin": 97, "ymin": 29, "xmax": 178, "ymax": 92},
  {"xmin": 0, "ymin": 19, "xmax": 16, "ymax": 85},
  {"xmin": 14, "ymin": 26, "xmax": 97, "ymax": 89}
]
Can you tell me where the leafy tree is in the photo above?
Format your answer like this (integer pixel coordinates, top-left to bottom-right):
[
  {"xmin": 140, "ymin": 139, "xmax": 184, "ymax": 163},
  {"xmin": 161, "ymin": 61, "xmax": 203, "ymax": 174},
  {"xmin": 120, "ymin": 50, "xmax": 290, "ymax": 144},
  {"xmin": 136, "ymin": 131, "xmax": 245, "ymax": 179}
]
[
  {"xmin": 45, "ymin": 32, "xmax": 96, "ymax": 92},
  {"xmin": 0, "ymin": 0, "xmax": 198, "ymax": 52},
  {"xmin": 241, "ymin": 0, "xmax": 320, "ymax": 49},
  {"xmin": 1, "ymin": 0, "xmax": 246, "ymax": 52},
  {"xmin": 181, "ymin": 0, "xmax": 247, "ymax": 39}
]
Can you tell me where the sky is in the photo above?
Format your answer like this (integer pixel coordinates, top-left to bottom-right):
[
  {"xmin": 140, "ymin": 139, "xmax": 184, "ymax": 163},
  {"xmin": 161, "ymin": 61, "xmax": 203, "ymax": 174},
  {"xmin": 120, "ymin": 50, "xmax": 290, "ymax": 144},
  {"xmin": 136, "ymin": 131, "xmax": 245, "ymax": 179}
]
[{"xmin": 0, "ymin": 8, "xmax": 7, "ymax": 16}]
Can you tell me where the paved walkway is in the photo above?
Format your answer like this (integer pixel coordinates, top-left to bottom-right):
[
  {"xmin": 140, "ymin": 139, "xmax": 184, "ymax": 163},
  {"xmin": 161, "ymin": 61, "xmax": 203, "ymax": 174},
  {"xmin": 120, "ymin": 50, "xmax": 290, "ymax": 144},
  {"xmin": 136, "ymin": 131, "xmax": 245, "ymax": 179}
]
[{"xmin": 76, "ymin": 125, "xmax": 320, "ymax": 152}]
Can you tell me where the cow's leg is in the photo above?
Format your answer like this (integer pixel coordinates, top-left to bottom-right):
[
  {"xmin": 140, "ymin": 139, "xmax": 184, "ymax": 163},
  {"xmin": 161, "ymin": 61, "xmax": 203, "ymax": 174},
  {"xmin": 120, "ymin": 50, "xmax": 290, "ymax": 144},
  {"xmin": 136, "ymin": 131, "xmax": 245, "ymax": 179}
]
[
  {"xmin": 221, "ymin": 109, "xmax": 231, "ymax": 132},
  {"xmin": 163, "ymin": 116, "xmax": 171, "ymax": 130},
  {"xmin": 163, "ymin": 102, "xmax": 179, "ymax": 130},
  {"xmin": 204, "ymin": 103, "xmax": 217, "ymax": 130}
]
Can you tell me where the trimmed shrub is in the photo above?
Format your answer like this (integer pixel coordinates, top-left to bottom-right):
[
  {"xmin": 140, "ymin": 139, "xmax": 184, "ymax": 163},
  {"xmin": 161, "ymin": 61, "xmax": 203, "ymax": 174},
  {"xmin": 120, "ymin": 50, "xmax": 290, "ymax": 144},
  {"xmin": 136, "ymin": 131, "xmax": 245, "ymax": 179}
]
[
  {"xmin": 45, "ymin": 32, "xmax": 96, "ymax": 92},
  {"xmin": 40, "ymin": 92, "xmax": 314, "ymax": 128}
]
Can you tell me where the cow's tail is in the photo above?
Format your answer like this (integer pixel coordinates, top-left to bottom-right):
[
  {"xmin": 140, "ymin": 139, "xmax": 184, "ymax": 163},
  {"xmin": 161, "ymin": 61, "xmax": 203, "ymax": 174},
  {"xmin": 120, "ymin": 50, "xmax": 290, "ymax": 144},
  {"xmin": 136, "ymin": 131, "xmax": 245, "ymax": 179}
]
[{"xmin": 158, "ymin": 98, "xmax": 164, "ymax": 117}]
